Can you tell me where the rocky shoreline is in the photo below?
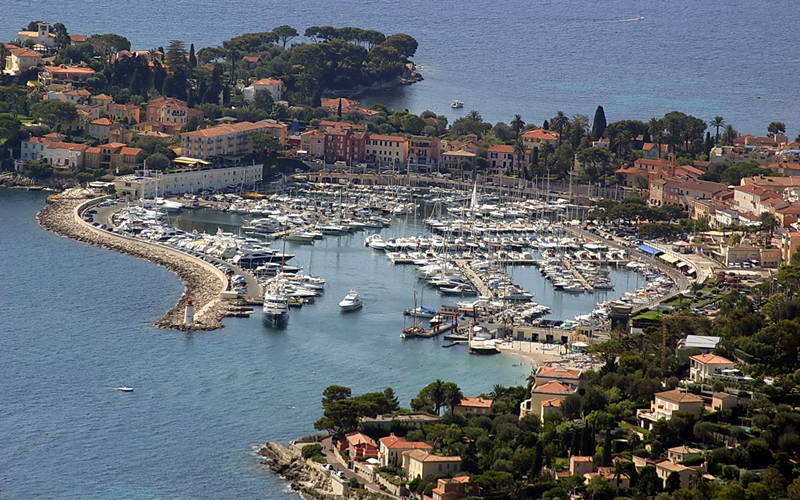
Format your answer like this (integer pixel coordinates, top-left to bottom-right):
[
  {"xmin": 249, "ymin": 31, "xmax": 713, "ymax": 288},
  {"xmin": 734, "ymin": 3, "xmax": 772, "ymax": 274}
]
[
  {"xmin": 37, "ymin": 197, "xmax": 233, "ymax": 331},
  {"xmin": 258, "ymin": 443, "xmax": 341, "ymax": 500}
]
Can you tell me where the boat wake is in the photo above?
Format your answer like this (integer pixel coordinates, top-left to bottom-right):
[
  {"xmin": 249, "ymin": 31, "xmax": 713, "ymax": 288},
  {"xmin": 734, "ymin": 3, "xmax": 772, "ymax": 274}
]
[{"xmin": 621, "ymin": 16, "xmax": 645, "ymax": 22}]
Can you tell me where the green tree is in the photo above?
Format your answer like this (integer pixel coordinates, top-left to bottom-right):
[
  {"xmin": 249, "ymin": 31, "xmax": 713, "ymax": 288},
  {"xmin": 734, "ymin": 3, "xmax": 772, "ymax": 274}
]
[
  {"xmin": 721, "ymin": 124, "xmax": 738, "ymax": 146},
  {"xmin": 442, "ymin": 382, "xmax": 464, "ymax": 416},
  {"xmin": 767, "ymin": 121, "xmax": 786, "ymax": 137},
  {"xmin": 592, "ymin": 105, "xmax": 607, "ymax": 141},
  {"xmin": 382, "ymin": 34, "xmax": 418, "ymax": 58},
  {"xmin": 272, "ymin": 25, "xmax": 298, "ymax": 48},
  {"xmin": 31, "ymin": 100, "xmax": 78, "ymax": 131},
  {"xmin": 710, "ymin": 116, "xmax": 725, "ymax": 144},
  {"xmin": 52, "ymin": 22, "xmax": 70, "ymax": 48},
  {"xmin": 551, "ymin": 111, "xmax": 569, "ymax": 146},
  {"xmin": 510, "ymin": 114, "xmax": 525, "ymax": 136},
  {"xmin": 145, "ymin": 152, "xmax": 169, "ymax": 170}
]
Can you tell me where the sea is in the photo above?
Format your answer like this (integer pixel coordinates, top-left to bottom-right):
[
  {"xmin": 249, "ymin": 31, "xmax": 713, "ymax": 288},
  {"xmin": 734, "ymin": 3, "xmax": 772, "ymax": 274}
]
[
  {"xmin": 1, "ymin": 188, "xmax": 644, "ymax": 499},
  {"xmin": 5, "ymin": 0, "xmax": 800, "ymax": 136}
]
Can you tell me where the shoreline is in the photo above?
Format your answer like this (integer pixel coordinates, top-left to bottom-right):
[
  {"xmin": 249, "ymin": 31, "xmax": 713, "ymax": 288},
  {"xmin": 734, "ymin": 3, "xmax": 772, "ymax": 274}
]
[{"xmin": 37, "ymin": 197, "xmax": 233, "ymax": 331}]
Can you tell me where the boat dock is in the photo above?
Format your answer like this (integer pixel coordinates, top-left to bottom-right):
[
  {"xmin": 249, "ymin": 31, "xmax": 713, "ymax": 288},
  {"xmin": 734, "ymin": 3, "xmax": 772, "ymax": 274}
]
[
  {"xmin": 454, "ymin": 260, "xmax": 493, "ymax": 297},
  {"xmin": 562, "ymin": 257, "xmax": 593, "ymax": 291},
  {"xmin": 403, "ymin": 321, "xmax": 456, "ymax": 338}
]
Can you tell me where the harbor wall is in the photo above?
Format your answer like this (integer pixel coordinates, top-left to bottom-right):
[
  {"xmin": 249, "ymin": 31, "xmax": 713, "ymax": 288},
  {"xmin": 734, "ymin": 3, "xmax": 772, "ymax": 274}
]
[{"xmin": 37, "ymin": 196, "xmax": 232, "ymax": 331}]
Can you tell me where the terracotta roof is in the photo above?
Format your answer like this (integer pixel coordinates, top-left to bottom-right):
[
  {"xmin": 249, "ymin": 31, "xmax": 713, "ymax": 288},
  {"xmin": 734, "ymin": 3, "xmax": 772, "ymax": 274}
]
[
  {"xmin": 542, "ymin": 398, "xmax": 562, "ymax": 407},
  {"xmin": 457, "ymin": 397, "xmax": 493, "ymax": 409},
  {"xmin": 368, "ymin": 134, "xmax": 408, "ymax": 143},
  {"xmin": 655, "ymin": 390, "xmax": 704, "ymax": 404},
  {"xmin": 691, "ymin": 353, "xmax": 734, "ymax": 365},
  {"xmin": 90, "ymin": 118, "xmax": 114, "ymax": 126},
  {"xmin": 70, "ymin": 34, "xmax": 89, "ymax": 43},
  {"xmin": 571, "ymin": 456, "xmax": 593, "ymax": 462},
  {"xmin": 44, "ymin": 65, "xmax": 95, "ymax": 75},
  {"xmin": 345, "ymin": 432, "xmax": 377, "ymax": 448},
  {"xmin": 532, "ymin": 381, "xmax": 576, "ymax": 395},
  {"xmin": 182, "ymin": 121, "xmax": 266, "ymax": 138},
  {"xmin": 443, "ymin": 150, "xmax": 476, "ymax": 157},
  {"xmin": 402, "ymin": 450, "xmax": 460, "ymax": 463},
  {"xmin": 488, "ymin": 144, "xmax": 515, "ymax": 153},
  {"xmin": 521, "ymin": 129, "xmax": 559, "ymax": 141},
  {"xmin": 379, "ymin": 434, "xmax": 432, "ymax": 450},
  {"xmin": 669, "ymin": 445, "xmax": 701, "ymax": 454},
  {"xmin": 8, "ymin": 46, "xmax": 41, "ymax": 57},
  {"xmin": 656, "ymin": 460, "xmax": 693, "ymax": 473},
  {"xmin": 252, "ymin": 78, "xmax": 282, "ymax": 86},
  {"xmin": 537, "ymin": 366, "xmax": 583, "ymax": 379}
]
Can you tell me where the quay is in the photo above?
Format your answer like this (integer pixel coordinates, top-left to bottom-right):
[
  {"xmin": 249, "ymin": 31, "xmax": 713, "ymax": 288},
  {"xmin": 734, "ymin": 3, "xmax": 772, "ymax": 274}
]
[
  {"xmin": 561, "ymin": 257, "xmax": 593, "ymax": 291},
  {"xmin": 454, "ymin": 259, "xmax": 493, "ymax": 297}
]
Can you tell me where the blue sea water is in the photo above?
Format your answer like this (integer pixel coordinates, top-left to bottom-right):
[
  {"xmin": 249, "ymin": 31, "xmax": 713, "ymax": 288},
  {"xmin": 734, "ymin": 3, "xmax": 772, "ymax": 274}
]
[
  {"xmin": 1, "ymin": 189, "xmax": 541, "ymax": 500},
  {"xmin": 5, "ymin": 0, "xmax": 800, "ymax": 135}
]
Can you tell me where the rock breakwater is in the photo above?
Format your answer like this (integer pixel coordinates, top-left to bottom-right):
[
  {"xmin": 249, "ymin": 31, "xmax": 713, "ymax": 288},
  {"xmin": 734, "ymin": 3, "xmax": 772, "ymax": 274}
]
[{"xmin": 37, "ymin": 198, "xmax": 232, "ymax": 331}]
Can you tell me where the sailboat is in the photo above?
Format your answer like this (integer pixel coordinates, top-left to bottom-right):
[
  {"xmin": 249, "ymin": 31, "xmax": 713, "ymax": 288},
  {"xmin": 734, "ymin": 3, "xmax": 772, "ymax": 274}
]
[
  {"xmin": 402, "ymin": 289, "xmax": 425, "ymax": 338},
  {"xmin": 263, "ymin": 225, "xmax": 291, "ymax": 327},
  {"xmin": 403, "ymin": 287, "xmax": 435, "ymax": 318}
]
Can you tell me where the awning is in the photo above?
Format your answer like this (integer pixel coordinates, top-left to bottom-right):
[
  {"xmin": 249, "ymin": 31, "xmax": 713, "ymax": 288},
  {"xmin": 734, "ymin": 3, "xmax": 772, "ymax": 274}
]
[
  {"xmin": 676, "ymin": 261, "xmax": 688, "ymax": 268},
  {"xmin": 639, "ymin": 244, "xmax": 662, "ymax": 256},
  {"xmin": 173, "ymin": 156, "xmax": 211, "ymax": 165},
  {"xmin": 659, "ymin": 254, "xmax": 679, "ymax": 264}
]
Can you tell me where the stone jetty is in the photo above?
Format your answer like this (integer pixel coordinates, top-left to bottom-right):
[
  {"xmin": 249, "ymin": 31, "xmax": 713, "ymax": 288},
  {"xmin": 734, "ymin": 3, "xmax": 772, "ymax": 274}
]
[{"xmin": 37, "ymin": 197, "xmax": 232, "ymax": 331}]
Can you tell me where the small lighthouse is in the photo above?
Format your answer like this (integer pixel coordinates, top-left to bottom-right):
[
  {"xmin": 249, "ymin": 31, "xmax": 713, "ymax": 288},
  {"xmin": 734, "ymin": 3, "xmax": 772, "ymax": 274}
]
[{"xmin": 184, "ymin": 299, "xmax": 195, "ymax": 324}]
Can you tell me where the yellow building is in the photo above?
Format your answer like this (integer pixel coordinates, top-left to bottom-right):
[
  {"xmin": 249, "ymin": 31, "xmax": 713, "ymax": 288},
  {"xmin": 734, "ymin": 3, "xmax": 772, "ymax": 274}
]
[
  {"xmin": 402, "ymin": 450, "xmax": 460, "ymax": 480},
  {"xmin": 365, "ymin": 134, "xmax": 408, "ymax": 167}
]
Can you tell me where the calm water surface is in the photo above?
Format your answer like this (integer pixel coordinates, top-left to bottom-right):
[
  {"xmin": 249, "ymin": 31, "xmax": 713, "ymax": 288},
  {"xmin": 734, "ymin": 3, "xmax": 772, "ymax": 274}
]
[{"xmin": 2, "ymin": 189, "xmax": 541, "ymax": 500}]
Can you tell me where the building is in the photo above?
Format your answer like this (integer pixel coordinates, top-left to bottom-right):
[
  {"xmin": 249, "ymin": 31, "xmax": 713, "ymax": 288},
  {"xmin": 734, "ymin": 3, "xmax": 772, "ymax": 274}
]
[
  {"xmin": 425, "ymin": 476, "xmax": 473, "ymax": 500},
  {"xmin": 408, "ymin": 136, "xmax": 441, "ymax": 171},
  {"xmin": 19, "ymin": 136, "xmax": 51, "ymax": 162},
  {"xmin": 534, "ymin": 366, "xmax": 586, "ymax": 388},
  {"xmin": 453, "ymin": 397, "xmax": 493, "ymax": 415},
  {"xmin": 441, "ymin": 150, "xmax": 476, "ymax": 174},
  {"xmin": 41, "ymin": 141, "xmax": 90, "ymax": 169},
  {"xmin": 733, "ymin": 184, "xmax": 782, "ymax": 215},
  {"xmin": 655, "ymin": 460, "xmax": 695, "ymax": 489},
  {"xmin": 46, "ymin": 89, "xmax": 91, "ymax": 105},
  {"xmin": 520, "ymin": 129, "xmax": 559, "ymax": 149},
  {"xmin": 16, "ymin": 22, "xmax": 56, "ymax": 49},
  {"xmin": 637, "ymin": 390, "xmax": 704, "ymax": 430},
  {"xmin": 711, "ymin": 393, "xmax": 738, "ymax": 411},
  {"xmin": 667, "ymin": 445, "xmax": 702, "ymax": 464},
  {"xmin": 649, "ymin": 177, "xmax": 728, "ymax": 207},
  {"xmin": 487, "ymin": 144, "xmax": 529, "ymax": 174},
  {"xmin": 242, "ymin": 78, "xmax": 284, "ymax": 103},
  {"xmin": 323, "ymin": 127, "xmax": 367, "ymax": 165},
  {"xmin": 711, "ymin": 245, "xmax": 779, "ymax": 268},
  {"xmin": 146, "ymin": 97, "xmax": 204, "ymax": 127},
  {"xmin": 342, "ymin": 432, "xmax": 378, "ymax": 459},
  {"xmin": 114, "ymin": 162, "xmax": 263, "ymax": 198},
  {"xmin": 378, "ymin": 434, "xmax": 433, "ymax": 467},
  {"xmin": 181, "ymin": 121, "xmax": 278, "ymax": 160},
  {"xmin": 569, "ymin": 456, "xmax": 595, "ymax": 476},
  {"xmin": 641, "ymin": 142, "xmax": 669, "ymax": 159},
  {"xmin": 689, "ymin": 354, "xmax": 736, "ymax": 382},
  {"xmin": 519, "ymin": 381, "xmax": 577, "ymax": 419},
  {"xmin": 676, "ymin": 335, "xmax": 720, "ymax": 354},
  {"xmin": 111, "ymin": 103, "xmax": 141, "ymax": 124},
  {"xmin": 781, "ymin": 231, "xmax": 800, "ymax": 262},
  {"xmin": 84, "ymin": 142, "xmax": 144, "ymax": 171},
  {"xmin": 299, "ymin": 129, "xmax": 325, "ymax": 158},
  {"xmin": 86, "ymin": 118, "xmax": 123, "ymax": 142},
  {"xmin": 401, "ymin": 450, "xmax": 460, "ymax": 480},
  {"xmin": 540, "ymin": 398, "xmax": 562, "ymax": 419},
  {"xmin": 39, "ymin": 65, "xmax": 95, "ymax": 85},
  {"xmin": 3, "ymin": 45, "xmax": 43, "ymax": 76},
  {"xmin": 365, "ymin": 134, "xmax": 408, "ymax": 167}
]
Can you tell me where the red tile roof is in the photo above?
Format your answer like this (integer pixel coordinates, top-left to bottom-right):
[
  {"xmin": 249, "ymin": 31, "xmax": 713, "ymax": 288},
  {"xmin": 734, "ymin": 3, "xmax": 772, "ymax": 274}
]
[{"xmin": 691, "ymin": 354, "xmax": 734, "ymax": 365}]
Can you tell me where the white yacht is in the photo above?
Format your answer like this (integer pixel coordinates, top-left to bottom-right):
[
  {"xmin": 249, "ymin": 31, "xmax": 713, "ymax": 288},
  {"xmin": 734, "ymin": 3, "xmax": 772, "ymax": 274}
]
[
  {"xmin": 263, "ymin": 279, "xmax": 290, "ymax": 327},
  {"xmin": 339, "ymin": 290, "xmax": 363, "ymax": 312}
]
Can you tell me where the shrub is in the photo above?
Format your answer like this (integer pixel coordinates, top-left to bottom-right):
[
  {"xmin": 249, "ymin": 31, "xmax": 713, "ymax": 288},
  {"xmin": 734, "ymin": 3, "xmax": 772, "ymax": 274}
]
[{"xmin": 301, "ymin": 443, "xmax": 323, "ymax": 459}]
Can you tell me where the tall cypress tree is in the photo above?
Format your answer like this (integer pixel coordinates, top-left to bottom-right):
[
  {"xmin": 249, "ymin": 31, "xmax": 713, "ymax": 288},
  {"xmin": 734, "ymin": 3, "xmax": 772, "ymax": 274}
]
[
  {"xmin": 531, "ymin": 440, "xmax": 543, "ymax": 478},
  {"xmin": 592, "ymin": 105, "xmax": 607, "ymax": 141},
  {"xmin": 602, "ymin": 429, "xmax": 612, "ymax": 466},
  {"xmin": 189, "ymin": 43, "xmax": 197, "ymax": 67},
  {"xmin": 580, "ymin": 425, "xmax": 594, "ymax": 456},
  {"xmin": 570, "ymin": 428, "xmax": 582, "ymax": 456}
]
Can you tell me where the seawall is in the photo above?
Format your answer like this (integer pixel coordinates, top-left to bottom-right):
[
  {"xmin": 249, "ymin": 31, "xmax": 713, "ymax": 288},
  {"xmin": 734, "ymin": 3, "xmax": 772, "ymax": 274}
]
[{"xmin": 37, "ymin": 197, "xmax": 232, "ymax": 331}]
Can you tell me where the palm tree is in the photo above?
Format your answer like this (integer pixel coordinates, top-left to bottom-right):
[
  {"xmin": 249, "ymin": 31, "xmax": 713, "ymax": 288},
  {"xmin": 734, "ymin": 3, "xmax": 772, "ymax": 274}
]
[
  {"xmin": 442, "ymin": 382, "xmax": 464, "ymax": 416},
  {"xmin": 466, "ymin": 110, "xmax": 482, "ymax": 122},
  {"xmin": 510, "ymin": 114, "xmax": 525, "ymax": 136},
  {"xmin": 611, "ymin": 461, "xmax": 629, "ymax": 488},
  {"xmin": 430, "ymin": 379, "xmax": 445, "ymax": 416},
  {"xmin": 690, "ymin": 281, "xmax": 703, "ymax": 296},
  {"xmin": 512, "ymin": 139, "xmax": 526, "ymax": 173},
  {"xmin": 721, "ymin": 124, "xmax": 738, "ymax": 146},
  {"xmin": 552, "ymin": 111, "xmax": 569, "ymax": 146},
  {"xmin": 648, "ymin": 118, "xmax": 664, "ymax": 157},
  {"xmin": 489, "ymin": 384, "xmax": 506, "ymax": 400},
  {"xmin": 760, "ymin": 212, "xmax": 777, "ymax": 248},
  {"xmin": 710, "ymin": 116, "xmax": 725, "ymax": 144}
]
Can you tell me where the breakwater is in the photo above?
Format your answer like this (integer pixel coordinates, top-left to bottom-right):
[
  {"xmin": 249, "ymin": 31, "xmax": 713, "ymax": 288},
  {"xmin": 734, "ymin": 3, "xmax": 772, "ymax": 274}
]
[{"xmin": 37, "ymin": 197, "xmax": 232, "ymax": 330}]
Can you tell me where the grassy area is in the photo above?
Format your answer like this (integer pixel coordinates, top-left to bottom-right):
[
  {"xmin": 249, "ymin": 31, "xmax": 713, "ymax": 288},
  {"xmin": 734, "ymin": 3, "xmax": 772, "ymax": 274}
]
[{"xmin": 619, "ymin": 421, "xmax": 649, "ymax": 435}]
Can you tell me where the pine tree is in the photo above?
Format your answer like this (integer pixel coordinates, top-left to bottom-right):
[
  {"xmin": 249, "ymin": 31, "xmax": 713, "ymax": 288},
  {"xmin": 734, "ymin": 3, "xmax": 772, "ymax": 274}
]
[
  {"xmin": 591, "ymin": 105, "xmax": 607, "ymax": 141},
  {"xmin": 531, "ymin": 440, "xmax": 543, "ymax": 478},
  {"xmin": 602, "ymin": 429, "xmax": 612, "ymax": 466}
]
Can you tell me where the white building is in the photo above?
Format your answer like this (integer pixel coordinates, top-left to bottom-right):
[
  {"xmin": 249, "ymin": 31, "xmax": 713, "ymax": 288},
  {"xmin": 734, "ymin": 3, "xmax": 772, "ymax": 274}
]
[
  {"xmin": 242, "ymin": 78, "xmax": 283, "ymax": 103},
  {"xmin": 689, "ymin": 354, "xmax": 736, "ymax": 382},
  {"xmin": 114, "ymin": 161, "xmax": 263, "ymax": 198},
  {"xmin": 16, "ymin": 22, "xmax": 57, "ymax": 49}
]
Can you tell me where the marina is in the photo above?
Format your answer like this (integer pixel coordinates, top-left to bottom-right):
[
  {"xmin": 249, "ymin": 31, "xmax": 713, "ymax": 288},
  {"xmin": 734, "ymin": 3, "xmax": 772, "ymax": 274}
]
[{"xmin": 77, "ymin": 181, "xmax": 688, "ymax": 347}]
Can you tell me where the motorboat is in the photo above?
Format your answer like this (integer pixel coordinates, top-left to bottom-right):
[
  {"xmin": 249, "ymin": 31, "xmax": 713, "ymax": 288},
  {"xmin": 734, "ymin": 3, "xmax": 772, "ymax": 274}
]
[
  {"xmin": 339, "ymin": 290, "xmax": 363, "ymax": 311},
  {"xmin": 451, "ymin": 100, "xmax": 464, "ymax": 109},
  {"xmin": 262, "ymin": 279, "xmax": 290, "ymax": 326},
  {"xmin": 117, "ymin": 386, "xmax": 134, "ymax": 392},
  {"xmin": 403, "ymin": 306, "xmax": 436, "ymax": 319}
]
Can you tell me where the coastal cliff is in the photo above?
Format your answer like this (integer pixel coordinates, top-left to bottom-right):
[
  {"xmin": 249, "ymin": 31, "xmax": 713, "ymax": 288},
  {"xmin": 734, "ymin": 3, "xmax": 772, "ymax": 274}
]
[
  {"xmin": 258, "ymin": 443, "xmax": 341, "ymax": 500},
  {"xmin": 37, "ymin": 197, "xmax": 232, "ymax": 331}
]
